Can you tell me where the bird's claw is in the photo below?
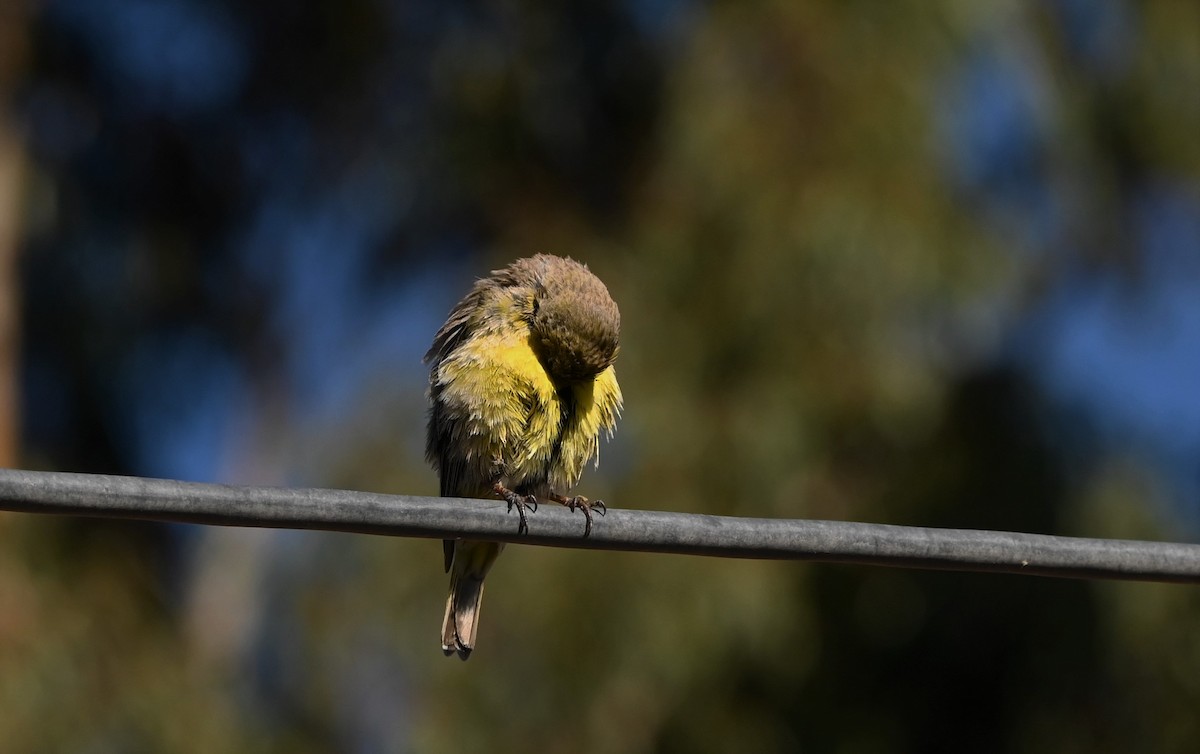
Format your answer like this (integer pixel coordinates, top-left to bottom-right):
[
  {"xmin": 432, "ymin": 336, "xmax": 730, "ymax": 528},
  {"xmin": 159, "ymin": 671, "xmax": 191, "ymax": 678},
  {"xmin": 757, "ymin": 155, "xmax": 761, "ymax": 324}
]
[
  {"xmin": 555, "ymin": 494, "xmax": 605, "ymax": 538},
  {"xmin": 506, "ymin": 494, "xmax": 537, "ymax": 535},
  {"xmin": 494, "ymin": 482, "xmax": 537, "ymax": 535}
]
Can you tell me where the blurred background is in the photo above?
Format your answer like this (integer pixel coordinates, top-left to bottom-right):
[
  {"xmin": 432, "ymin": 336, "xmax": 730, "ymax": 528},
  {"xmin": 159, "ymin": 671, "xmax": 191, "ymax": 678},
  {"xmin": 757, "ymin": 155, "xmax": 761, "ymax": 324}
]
[{"xmin": 2, "ymin": 0, "xmax": 1199, "ymax": 751}]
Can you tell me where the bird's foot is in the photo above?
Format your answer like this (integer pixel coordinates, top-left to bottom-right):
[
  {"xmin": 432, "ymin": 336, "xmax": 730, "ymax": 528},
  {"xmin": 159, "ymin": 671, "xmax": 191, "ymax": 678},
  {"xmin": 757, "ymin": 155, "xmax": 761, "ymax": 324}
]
[
  {"xmin": 493, "ymin": 482, "xmax": 537, "ymax": 535},
  {"xmin": 550, "ymin": 492, "xmax": 606, "ymax": 537}
]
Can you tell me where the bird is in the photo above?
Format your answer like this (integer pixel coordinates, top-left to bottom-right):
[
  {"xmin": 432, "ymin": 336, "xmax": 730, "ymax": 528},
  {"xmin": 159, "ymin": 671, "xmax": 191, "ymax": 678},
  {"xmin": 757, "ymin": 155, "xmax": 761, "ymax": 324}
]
[{"xmin": 425, "ymin": 254, "xmax": 623, "ymax": 660}]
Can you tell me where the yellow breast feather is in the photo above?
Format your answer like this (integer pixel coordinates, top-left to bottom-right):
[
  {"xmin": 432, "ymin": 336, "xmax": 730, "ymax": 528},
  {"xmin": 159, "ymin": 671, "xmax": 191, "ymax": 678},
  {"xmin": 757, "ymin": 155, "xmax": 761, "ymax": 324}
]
[
  {"xmin": 551, "ymin": 365, "xmax": 623, "ymax": 491},
  {"xmin": 433, "ymin": 329, "xmax": 621, "ymax": 495},
  {"xmin": 433, "ymin": 326, "xmax": 562, "ymax": 491}
]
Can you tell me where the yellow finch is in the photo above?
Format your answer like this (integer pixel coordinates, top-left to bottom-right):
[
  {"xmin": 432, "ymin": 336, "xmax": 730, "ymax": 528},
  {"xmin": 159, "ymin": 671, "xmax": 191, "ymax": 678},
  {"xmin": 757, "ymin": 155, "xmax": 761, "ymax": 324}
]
[{"xmin": 425, "ymin": 254, "xmax": 623, "ymax": 660}]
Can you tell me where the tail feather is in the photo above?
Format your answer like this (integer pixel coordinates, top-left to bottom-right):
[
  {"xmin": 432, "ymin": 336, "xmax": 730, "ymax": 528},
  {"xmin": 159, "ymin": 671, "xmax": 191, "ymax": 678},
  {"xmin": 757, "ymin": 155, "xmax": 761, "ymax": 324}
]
[
  {"xmin": 442, "ymin": 572, "xmax": 485, "ymax": 660},
  {"xmin": 441, "ymin": 540, "xmax": 503, "ymax": 660}
]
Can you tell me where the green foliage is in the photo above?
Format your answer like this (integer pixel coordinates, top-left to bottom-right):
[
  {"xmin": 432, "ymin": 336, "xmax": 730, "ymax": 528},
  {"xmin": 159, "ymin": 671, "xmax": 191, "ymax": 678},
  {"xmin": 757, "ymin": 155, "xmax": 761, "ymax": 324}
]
[{"xmin": 5, "ymin": 1, "xmax": 1199, "ymax": 752}]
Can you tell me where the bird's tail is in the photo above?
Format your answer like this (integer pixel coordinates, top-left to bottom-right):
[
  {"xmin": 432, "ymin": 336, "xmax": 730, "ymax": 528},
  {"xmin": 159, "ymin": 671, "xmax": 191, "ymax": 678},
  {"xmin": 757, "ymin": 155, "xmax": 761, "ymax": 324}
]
[{"xmin": 441, "ymin": 540, "xmax": 503, "ymax": 660}]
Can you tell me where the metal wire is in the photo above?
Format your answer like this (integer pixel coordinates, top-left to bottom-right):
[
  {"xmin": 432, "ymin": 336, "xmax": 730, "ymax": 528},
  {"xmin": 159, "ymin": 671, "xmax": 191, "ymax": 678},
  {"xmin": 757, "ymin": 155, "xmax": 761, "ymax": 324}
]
[{"xmin": 0, "ymin": 468, "xmax": 1197, "ymax": 583}]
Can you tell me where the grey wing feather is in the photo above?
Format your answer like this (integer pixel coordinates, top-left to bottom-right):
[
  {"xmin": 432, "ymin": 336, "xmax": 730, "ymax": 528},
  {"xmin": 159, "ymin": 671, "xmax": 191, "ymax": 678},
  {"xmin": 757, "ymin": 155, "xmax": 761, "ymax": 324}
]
[
  {"xmin": 424, "ymin": 287, "xmax": 483, "ymax": 365},
  {"xmin": 427, "ymin": 262, "xmax": 528, "ymax": 578},
  {"xmin": 424, "ymin": 263, "xmax": 526, "ymax": 365}
]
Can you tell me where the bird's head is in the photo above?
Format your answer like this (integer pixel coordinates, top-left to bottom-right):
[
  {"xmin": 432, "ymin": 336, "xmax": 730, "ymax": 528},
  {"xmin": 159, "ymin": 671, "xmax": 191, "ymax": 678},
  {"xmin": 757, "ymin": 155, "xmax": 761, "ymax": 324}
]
[{"xmin": 519, "ymin": 255, "xmax": 620, "ymax": 384}]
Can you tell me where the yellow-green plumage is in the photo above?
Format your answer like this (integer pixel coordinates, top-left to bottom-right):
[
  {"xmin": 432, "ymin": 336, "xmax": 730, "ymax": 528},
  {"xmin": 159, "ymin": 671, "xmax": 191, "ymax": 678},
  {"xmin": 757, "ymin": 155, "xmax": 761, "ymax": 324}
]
[
  {"xmin": 433, "ymin": 338, "xmax": 621, "ymax": 494},
  {"xmin": 426, "ymin": 254, "xmax": 622, "ymax": 659}
]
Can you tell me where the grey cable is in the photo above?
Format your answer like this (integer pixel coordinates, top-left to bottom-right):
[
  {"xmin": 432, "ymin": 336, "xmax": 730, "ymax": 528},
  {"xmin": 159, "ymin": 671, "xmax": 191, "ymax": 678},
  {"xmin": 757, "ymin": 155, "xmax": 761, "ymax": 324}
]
[{"xmin": 0, "ymin": 468, "xmax": 1197, "ymax": 583}]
